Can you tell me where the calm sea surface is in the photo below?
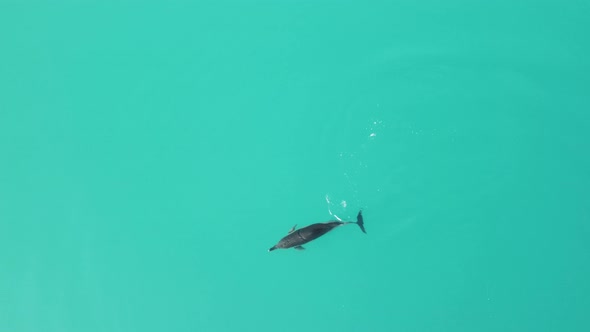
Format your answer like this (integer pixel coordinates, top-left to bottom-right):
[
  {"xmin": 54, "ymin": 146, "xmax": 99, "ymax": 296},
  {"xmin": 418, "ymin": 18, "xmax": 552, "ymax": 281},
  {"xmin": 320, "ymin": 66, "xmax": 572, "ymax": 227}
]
[{"xmin": 1, "ymin": 1, "xmax": 588, "ymax": 331}]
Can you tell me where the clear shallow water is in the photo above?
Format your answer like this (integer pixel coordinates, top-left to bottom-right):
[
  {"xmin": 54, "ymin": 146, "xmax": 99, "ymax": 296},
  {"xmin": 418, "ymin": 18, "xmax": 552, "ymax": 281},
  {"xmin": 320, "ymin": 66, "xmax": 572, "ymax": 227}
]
[{"xmin": 1, "ymin": 1, "xmax": 589, "ymax": 331}]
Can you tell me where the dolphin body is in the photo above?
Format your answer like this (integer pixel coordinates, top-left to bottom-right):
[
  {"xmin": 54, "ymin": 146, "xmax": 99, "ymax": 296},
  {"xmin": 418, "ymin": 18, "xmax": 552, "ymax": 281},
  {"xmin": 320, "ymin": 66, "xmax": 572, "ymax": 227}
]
[{"xmin": 268, "ymin": 210, "xmax": 366, "ymax": 252}]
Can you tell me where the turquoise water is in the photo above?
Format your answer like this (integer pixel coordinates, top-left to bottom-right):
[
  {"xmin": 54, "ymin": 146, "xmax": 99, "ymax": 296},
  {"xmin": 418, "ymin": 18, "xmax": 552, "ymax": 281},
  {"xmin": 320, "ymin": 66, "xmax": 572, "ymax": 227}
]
[{"xmin": 1, "ymin": 1, "xmax": 589, "ymax": 331}]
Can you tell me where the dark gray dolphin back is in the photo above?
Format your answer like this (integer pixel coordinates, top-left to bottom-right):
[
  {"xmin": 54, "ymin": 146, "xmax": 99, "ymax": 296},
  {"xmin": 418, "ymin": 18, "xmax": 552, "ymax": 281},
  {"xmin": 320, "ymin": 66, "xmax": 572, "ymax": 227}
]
[{"xmin": 297, "ymin": 222, "xmax": 342, "ymax": 241}]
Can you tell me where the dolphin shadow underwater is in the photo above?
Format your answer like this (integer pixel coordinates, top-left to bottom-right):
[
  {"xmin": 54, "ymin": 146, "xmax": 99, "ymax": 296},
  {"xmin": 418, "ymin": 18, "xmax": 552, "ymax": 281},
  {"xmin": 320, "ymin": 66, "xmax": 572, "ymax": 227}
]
[{"xmin": 268, "ymin": 210, "xmax": 366, "ymax": 252}]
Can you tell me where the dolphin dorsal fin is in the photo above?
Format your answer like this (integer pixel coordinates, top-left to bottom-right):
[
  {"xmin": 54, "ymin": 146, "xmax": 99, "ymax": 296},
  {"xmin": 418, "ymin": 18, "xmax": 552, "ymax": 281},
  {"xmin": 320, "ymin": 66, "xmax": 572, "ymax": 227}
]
[{"xmin": 288, "ymin": 225, "xmax": 297, "ymax": 234}]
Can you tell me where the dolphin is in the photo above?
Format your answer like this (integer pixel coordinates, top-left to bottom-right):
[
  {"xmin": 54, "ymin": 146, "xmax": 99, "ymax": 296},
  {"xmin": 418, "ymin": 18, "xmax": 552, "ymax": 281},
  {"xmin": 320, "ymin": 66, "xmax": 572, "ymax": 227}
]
[{"xmin": 268, "ymin": 210, "xmax": 366, "ymax": 251}]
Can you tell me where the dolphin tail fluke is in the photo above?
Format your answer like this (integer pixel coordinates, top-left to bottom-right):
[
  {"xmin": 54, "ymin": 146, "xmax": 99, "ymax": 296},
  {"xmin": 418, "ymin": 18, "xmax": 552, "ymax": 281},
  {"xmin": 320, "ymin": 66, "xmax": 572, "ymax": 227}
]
[{"xmin": 356, "ymin": 210, "xmax": 366, "ymax": 234}]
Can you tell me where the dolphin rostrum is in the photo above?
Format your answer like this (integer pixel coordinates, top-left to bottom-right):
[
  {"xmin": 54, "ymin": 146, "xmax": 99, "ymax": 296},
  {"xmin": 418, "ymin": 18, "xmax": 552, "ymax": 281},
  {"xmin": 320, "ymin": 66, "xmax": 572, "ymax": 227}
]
[{"xmin": 268, "ymin": 210, "xmax": 366, "ymax": 252}]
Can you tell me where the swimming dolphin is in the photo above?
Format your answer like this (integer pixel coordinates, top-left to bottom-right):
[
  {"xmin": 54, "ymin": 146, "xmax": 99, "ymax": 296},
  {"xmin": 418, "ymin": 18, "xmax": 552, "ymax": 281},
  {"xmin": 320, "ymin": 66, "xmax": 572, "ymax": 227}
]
[{"xmin": 268, "ymin": 210, "xmax": 366, "ymax": 251}]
